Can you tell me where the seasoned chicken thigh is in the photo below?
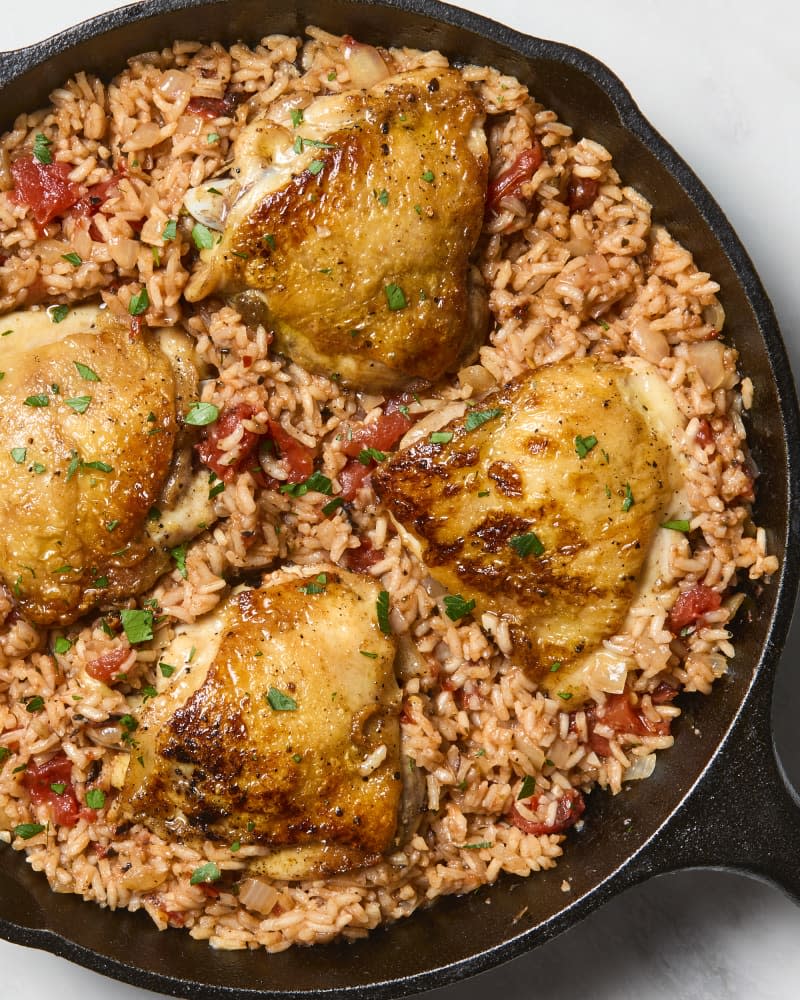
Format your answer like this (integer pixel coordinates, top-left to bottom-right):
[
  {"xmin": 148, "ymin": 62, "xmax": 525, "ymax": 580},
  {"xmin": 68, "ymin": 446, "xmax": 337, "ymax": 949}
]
[
  {"xmin": 374, "ymin": 358, "xmax": 686, "ymax": 684},
  {"xmin": 184, "ymin": 67, "xmax": 489, "ymax": 391},
  {"xmin": 0, "ymin": 305, "xmax": 213, "ymax": 625},
  {"xmin": 115, "ymin": 567, "xmax": 402, "ymax": 877}
]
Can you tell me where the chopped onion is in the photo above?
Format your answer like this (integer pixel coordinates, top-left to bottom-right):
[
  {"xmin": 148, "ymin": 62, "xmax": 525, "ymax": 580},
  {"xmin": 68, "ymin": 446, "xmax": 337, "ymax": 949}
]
[
  {"xmin": 158, "ymin": 70, "xmax": 193, "ymax": 101},
  {"xmin": 584, "ymin": 650, "xmax": 630, "ymax": 694},
  {"xmin": 396, "ymin": 635, "xmax": 427, "ymax": 681},
  {"xmin": 586, "ymin": 252, "xmax": 609, "ymax": 275},
  {"xmin": 565, "ymin": 236, "xmax": 594, "ymax": 258},
  {"xmin": 110, "ymin": 753, "xmax": 131, "ymax": 789},
  {"xmin": 457, "ymin": 365, "xmax": 496, "ymax": 396},
  {"xmin": 630, "ymin": 318, "xmax": 669, "ymax": 364},
  {"xmin": 239, "ymin": 877, "xmax": 279, "ymax": 915},
  {"xmin": 120, "ymin": 862, "xmax": 169, "ymax": 891},
  {"xmin": 686, "ymin": 340, "xmax": 726, "ymax": 391},
  {"xmin": 398, "ymin": 402, "xmax": 466, "ymax": 450},
  {"xmin": 123, "ymin": 121, "xmax": 163, "ymax": 152},
  {"xmin": 703, "ymin": 301, "xmax": 726, "ymax": 333},
  {"xmin": 622, "ymin": 753, "xmax": 656, "ymax": 782},
  {"xmin": 183, "ymin": 178, "xmax": 235, "ymax": 232},
  {"xmin": 107, "ymin": 236, "xmax": 139, "ymax": 270},
  {"xmin": 0, "ymin": 147, "xmax": 12, "ymax": 193},
  {"xmin": 343, "ymin": 38, "xmax": 390, "ymax": 89}
]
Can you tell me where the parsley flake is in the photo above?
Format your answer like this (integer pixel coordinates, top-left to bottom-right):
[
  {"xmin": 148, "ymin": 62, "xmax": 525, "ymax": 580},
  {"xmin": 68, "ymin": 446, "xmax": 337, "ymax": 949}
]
[
  {"xmin": 574, "ymin": 434, "xmax": 598, "ymax": 458},
  {"xmin": 85, "ymin": 788, "xmax": 106, "ymax": 810},
  {"xmin": 384, "ymin": 282, "xmax": 407, "ymax": 311},
  {"xmin": 10, "ymin": 447, "xmax": 26, "ymax": 464},
  {"xmin": 266, "ymin": 687, "xmax": 298, "ymax": 711},
  {"xmin": 162, "ymin": 219, "xmax": 177, "ymax": 241},
  {"xmin": 159, "ymin": 662, "xmax": 176, "ymax": 678},
  {"xmin": 50, "ymin": 782, "xmax": 66, "ymax": 795},
  {"xmin": 622, "ymin": 482, "xmax": 634, "ymax": 512},
  {"xmin": 358, "ymin": 447, "xmax": 386, "ymax": 466},
  {"xmin": 33, "ymin": 132, "xmax": 52, "ymax": 164},
  {"xmin": 509, "ymin": 532, "xmax": 545, "ymax": 558},
  {"xmin": 279, "ymin": 471, "xmax": 332, "ymax": 497},
  {"xmin": 443, "ymin": 594, "xmax": 475, "ymax": 621},
  {"xmin": 290, "ymin": 108, "xmax": 304, "ymax": 127},
  {"xmin": 207, "ymin": 132, "xmax": 220, "ymax": 144},
  {"xmin": 308, "ymin": 159, "xmax": 324, "ymax": 175},
  {"xmin": 184, "ymin": 401, "xmax": 220, "ymax": 426},
  {"xmin": 376, "ymin": 590, "xmax": 392, "ymax": 634},
  {"xmin": 517, "ymin": 775, "xmax": 536, "ymax": 800},
  {"xmin": 25, "ymin": 696, "xmax": 45, "ymax": 713},
  {"xmin": 65, "ymin": 395, "xmax": 91, "ymax": 413},
  {"xmin": 170, "ymin": 544, "xmax": 188, "ymax": 578},
  {"xmin": 375, "ymin": 188, "xmax": 389, "ymax": 206},
  {"xmin": 191, "ymin": 223, "xmax": 214, "ymax": 250},
  {"xmin": 24, "ymin": 394, "xmax": 49, "ymax": 408},
  {"xmin": 322, "ymin": 497, "xmax": 344, "ymax": 517},
  {"xmin": 360, "ymin": 650, "xmax": 379, "ymax": 659},
  {"xmin": 421, "ymin": 169, "xmax": 435, "ymax": 183},
  {"xmin": 460, "ymin": 841, "xmax": 492, "ymax": 850},
  {"xmin": 298, "ymin": 572, "xmax": 327, "ymax": 595},
  {"xmin": 120, "ymin": 609, "xmax": 154, "ymax": 645},
  {"xmin": 557, "ymin": 691, "xmax": 573, "ymax": 701},
  {"xmin": 61, "ymin": 252, "xmax": 82, "ymax": 266},
  {"xmin": 128, "ymin": 288, "xmax": 149, "ymax": 316},
  {"xmin": 661, "ymin": 518, "xmax": 691, "ymax": 532},
  {"xmin": 430, "ymin": 431, "xmax": 453, "ymax": 444},
  {"xmin": 14, "ymin": 823, "xmax": 46, "ymax": 840},
  {"xmin": 549, "ymin": 661, "xmax": 562, "ymax": 673},
  {"xmin": 465, "ymin": 408, "xmax": 503, "ymax": 432},
  {"xmin": 54, "ymin": 636, "xmax": 72, "ymax": 655},
  {"xmin": 190, "ymin": 862, "xmax": 221, "ymax": 885},
  {"xmin": 49, "ymin": 304, "xmax": 70, "ymax": 323},
  {"xmin": 74, "ymin": 361, "xmax": 100, "ymax": 382}
]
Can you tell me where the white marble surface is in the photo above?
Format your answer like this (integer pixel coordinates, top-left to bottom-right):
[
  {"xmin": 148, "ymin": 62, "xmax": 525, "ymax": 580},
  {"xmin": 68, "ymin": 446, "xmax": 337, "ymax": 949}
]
[{"xmin": 2, "ymin": 1, "xmax": 800, "ymax": 997}]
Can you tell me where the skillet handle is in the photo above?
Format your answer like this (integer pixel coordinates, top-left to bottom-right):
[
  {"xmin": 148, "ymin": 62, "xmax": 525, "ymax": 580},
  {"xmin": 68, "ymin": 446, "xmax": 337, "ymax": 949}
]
[{"xmin": 645, "ymin": 699, "xmax": 800, "ymax": 901}]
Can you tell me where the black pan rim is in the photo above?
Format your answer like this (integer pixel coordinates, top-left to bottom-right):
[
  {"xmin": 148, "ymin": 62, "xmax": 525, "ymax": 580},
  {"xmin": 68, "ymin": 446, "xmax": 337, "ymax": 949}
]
[{"xmin": 1, "ymin": 2, "xmax": 799, "ymax": 998}]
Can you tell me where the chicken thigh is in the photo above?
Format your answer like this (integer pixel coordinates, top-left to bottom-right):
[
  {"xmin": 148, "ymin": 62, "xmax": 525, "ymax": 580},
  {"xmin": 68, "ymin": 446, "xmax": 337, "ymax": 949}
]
[{"xmin": 184, "ymin": 67, "xmax": 489, "ymax": 391}]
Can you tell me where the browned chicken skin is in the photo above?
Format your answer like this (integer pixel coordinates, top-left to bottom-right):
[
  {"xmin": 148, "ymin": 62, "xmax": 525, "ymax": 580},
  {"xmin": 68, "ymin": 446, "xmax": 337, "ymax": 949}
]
[
  {"xmin": 184, "ymin": 68, "xmax": 489, "ymax": 391},
  {"xmin": 373, "ymin": 358, "xmax": 682, "ymax": 681},
  {"xmin": 0, "ymin": 306, "xmax": 208, "ymax": 625},
  {"xmin": 115, "ymin": 567, "xmax": 402, "ymax": 878}
]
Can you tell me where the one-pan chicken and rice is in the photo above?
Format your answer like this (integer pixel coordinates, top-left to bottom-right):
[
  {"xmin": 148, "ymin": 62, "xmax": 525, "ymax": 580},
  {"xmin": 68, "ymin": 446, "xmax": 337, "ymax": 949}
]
[{"xmin": 0, "ymin": 28, "xmax": 777, "ymax": 950}]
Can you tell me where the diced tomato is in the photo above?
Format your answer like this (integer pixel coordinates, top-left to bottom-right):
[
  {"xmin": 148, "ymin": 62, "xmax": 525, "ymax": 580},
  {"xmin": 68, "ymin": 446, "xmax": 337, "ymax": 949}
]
[
  {"xmin": 584, "ymin": 691, "xmax": 672, "ymax": 757},
  {"xmin": 508, "ymin": 788, "xmax": 585, "ymax": 836},
  {"xmin": 266, "ymin": 420, "xmax": 315, "ymax": 484},
  {"xmin": 196, "ymin": 404, "xmax": 261, "ymax": 483},
  {"xmin": 667, "ymin": 584, "xmax": 722, "ymax": 633},
  {"xmin": 186, "ymin": 93, "xmax": 240, "ymax": 120},
  {"xmin": 86, "ymin": 646, "xmax": 131, "ymax": 683},
  {"xmin": 567, "ymin": 176, "xmax": 600, "ymax": 213},
  {"xmin": 651, "ymin": 681, "xmax": 679, "ymax": 705},
  {"xmin": 23, "ymin": 753, "xmax": 82, "ymax": 828},
  {"xmin": 695, "ymin": 419, "xmax": 714, "ymax": 448},
  {"xmin": 70, "ymin": 172, "xmax": 122, "ymax": 219},
  {"xmin": 343, "ymin": 537, "xmax": 385, "ymax": 574},
  {"xmin": 342, "ymin": 410, "xmax": 412, "ymax": 458},
  {"xmin": 10, "ymin": 156, "xmax": 82, "ymax": 226},
  {"xmin": 338, "ymin": 459, "xmax": 373, "ymax": 502},
  {"xmin": 486, "ymin": 142, "xmax": 544, "ymax": 213}
]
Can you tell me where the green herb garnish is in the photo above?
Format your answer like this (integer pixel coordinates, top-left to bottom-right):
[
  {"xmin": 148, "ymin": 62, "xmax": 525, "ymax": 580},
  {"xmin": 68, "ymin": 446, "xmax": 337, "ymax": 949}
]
[
  {"xmin": 65, "ymin": 395, "xmax": 91, "ymax": 413},
  {"xmin": 61, "ymin": 252, "xmax": 82, "ymax": 266},
  {"xmin": 191, "ymin": 223, "xmax": 214, "ymax": 250},
  {"xmin": 661, "ymin": 518, "xmax": 691, "ymax": 532},
  {"xmin": 376, "ymin": 590, "xmax": 391, "ymax": 635},
  {"xmin": 170, "ymin": 544, "xmax": 188, "ymax": 579},
  {"xmin": 85, "ymin": 788, "xmax": 106, "ymax": 810},
  {"xmin": 54, "ymin": 637, "xmax": 72, "ymax": 655},
  {"xmin": 33, "ymin": 133, "xmax": 52, "ymax": 164},
  {"xmin": 574, "ymin": 434, "xmax": 598, "ymax": 458},
  {"xmin": 622, "ymin": 483, "xmax": 634, "ymax": 512},
  {"xmin": 465, "ymin": 408, "xmax": 502, "ymax": 432},
  {"xmin": 443, "ymin": 594, "xmax": 476, "ymax": 621},
  {"xmin": 159, "ymin": 662, "xmax": 176, "ymax": 678},
  {"xmin": 184, "ymin": 401, "xmax": 220, "ymax": 426},
  {"xmin": 24, "ymin": 394, "xmax": 49, "ymax": 408},
  {"xmin": 430, "ymin": 431, "xmax": 453, "ymax": 444},
  {"xmin": 120, "ymin": 609, "xmax": 154, "ymax": 645},
  {"xmin": 421, "ymin": 169, "xmax": 435, "ymax": 183},
  {"xmin": 384, "ymin": 282, "xmax": 407, "ymax": 311},
  {"xmin": 14, "ymin": 823, "xmax": 45, "ymax": 840},
  {"xmin": 279, "ymin": 471, "xmax": 333, "ymax": 497},
  {"xmin": 358, "ymin": 447, "xmax": 386, "ymax": 466},
  {"xmin": 190, "ymin": 862, "xmax": 221, "ymax": 885},
  {"xmin": 298, "ymin": 573, "xmax": 327, "ymax": 595},
  {"xmin": 517, "ymin": 775, "xmax": 536, "ymax": 800},
  {"xmin": 509, "ymin": 532, "xmax": 544, "ymax": 558},
  {"xmin": 10, "ymin": 447, "xmax": 26, "ymax": 464},
  {"xmin": 128, "ymin": 288, "xmax": 149, "ymax": 316},
  {"xmin": 322, "ymin": 497, "xmax": 344, "ymax": 517},
  {"xmin": 266, "ymin": 687, "xmax": 298, "ymax": 711}
]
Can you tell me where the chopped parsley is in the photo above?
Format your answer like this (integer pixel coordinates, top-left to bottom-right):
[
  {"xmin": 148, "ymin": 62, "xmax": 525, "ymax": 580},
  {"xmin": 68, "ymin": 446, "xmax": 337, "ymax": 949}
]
[
  {"xmin": 599, "ymin": 319, "xmax": 610, "ymax": 331},
  {"xmin": 661, "ymin": 518, "xmax": 691, "ymax": 532},
  {"xmin": 557, "ymin": 691, "xmax": 573, "ymax": 701},
  {"xmin": 74, "ymin": 361, "xmax": 100, "ymax": 382},
  {"xmin": 151, "ymin": 246, "xmax": 161, "ymax": 267},
  {"xmin": 82, "ymin": 460, "xmax": 112, "ymax": 472},
  {"xmin": 50, "ymin": 782, "xmax": 66, "ymax": 795},
  {"xmin": 517, "ymin": 775, "xmax": 536, "ymax": 800},
  {"xmin": 33, "ymin": 132, "xmax": 52, "ymax": 164},
  {"xmin": 358, "ymin": 447, "xmax": 386, "ymax": 465},
  {"xmin": 279, "ymin": 471, "xmax": 332, "ymax": 497},
  {"xmin": 162, "ymin": 219, "xmax": 177, "ymax": 241},
  {"xmin": 159, "ymin": 662, "xmax": 176, "ymax": 678},
  {"xmin": 298, "ymin": 572, "xmax": 327, "ymax": 595},
  {"xmin": 49, "ymin": 304, "xmax": 70, "ymax": 324},
  {"xmin": 460, "ymin": 841, "xmax": 492, "ymax": 850},
  {"xmin": 85, "ymin": 788, "xmax": 106, "ymax": 810},
  {"xmin": 120, "ymin": 609, "xmax": 154, "ymax": 645},
  {"xmin": 93, "ymin": 576, "xmax": 109, "ymax": 589},
  {"xmin": 0, "ymin": 747, "xmax": 10, "ymax": 764},
  {"xmin": 14, "ymin": 823, "xmax": 45, "ymax": 840},
  {"xmin": 477, "ymin": 490, "xmax": 490, "ymax": 498},
  {"xmin": 141, "ymin": 684, "xmax": 157, "ymax": 702},
  {"xmin": 207, "ymin": 132, "xmax": 220, "ymax": 144},
  {"xmin": 308, "ymin": 159, "xmax": 324, "ymax": 175},
  {"xmin": 549, "ymin": 661, "xmax": 562, "ymax": 673},
  {"xmin": 430, "ymin": 431, "xmax": 453, "ymax": 444},
  {"xmin": 443, "ymin": 594, "xmax": 476, "ymax": 621},
  {"xmin": 374, "ymin": 188, "xmax": 389, "ymax": 207},
  {"xmin": 360, "ymin": 650, "xmax": 379, "ymax": 659},
  {"xmin": 465, "ymin": 408, "xmax": 503, "ymax": 432},
  {"xmin": 421, "ymin": 169, "xmax": 435, "ymax": 183},
  {"xmin": 25, "ymin": 696, "xmax": 45, "ymax": 713},
  {"xmin": 290, "ymin": 108, "xmax": 304, "ymax": 127},
  {"xmin": 230, "ymin": 840, "xmax": 241, "ymax": 852},
  {"xmin": 10, "ymin": 447, "xmax": 26, "ymax": 464},
  {"xmin": 192, "ymin": 223, "xmax": 215, "ymax": 250},
  {"xmin": 384, "ymin": 282, "xmax": 407, "ymax": 311},
  {"xmin": 61, "ymin": 252, "xmax": 82, "ymax": 266},
  {"xmin": 266, "ymin": 687, "xmax": 298, "ymax": 711},
  {"xmin": 622, "ymin": 482, "xmax": 634, "ymax": 512},
  {"xmin": 263, "ymin": 233, "xmax": 276, "ymax": 250},
  {"xmin": 574, "ymin": 434, "xmax": 598, "ymax": 458},
  {"xmin": 170, "ymin": 544, "xmax": 188, "ymax": 578},
  {"xmin": 376, "ymin": 590, "xmax": 392, "ymax": 635},
  {"xmin": 65, "ymin": 395, "xmax": 91, "ymax": 413},
  {"xmin": 322, "ymin": 497, "xmax": 344, "ymax": 517},
  {"xmin": 54, "ymin": 636, "xmax": 72, "ymax": 655},
  {"xmin": 128, "ymin": 288, "xmax": 149, "ymax": 316},
  {"xmin": 509, "ymin": 532, "xmax": 544, "ymax": 558},
  {"xmin": 106, "ymin": 520, "xmax": 120, "ymax": 532},
  {"xmin": 24, "ymin": 394, "xmax": 49, "ymax": 408},
  {"xmin": 184, "ymin": 401, "xmax": 220, "ymax": 426},
  {"xmin": 293, "ymin": 136, "xmax": 335, "ymax": 152},
  {"xmin": 190, "ymin": 862, "xmax": 221, "ymax": 885}
]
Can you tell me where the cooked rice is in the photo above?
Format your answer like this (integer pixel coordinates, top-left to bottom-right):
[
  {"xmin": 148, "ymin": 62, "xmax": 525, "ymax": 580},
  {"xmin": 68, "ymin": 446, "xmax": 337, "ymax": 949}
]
[{"xmin": 0, "ymin": 28, "xmax": 778, "ymax": 951}]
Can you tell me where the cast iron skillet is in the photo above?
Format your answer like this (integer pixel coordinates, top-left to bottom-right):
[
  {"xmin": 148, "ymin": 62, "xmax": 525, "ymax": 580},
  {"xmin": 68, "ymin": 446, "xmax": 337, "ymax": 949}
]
[{"xmin": 1, "ymin": 1, "xmax": 799, "ymax": 997}]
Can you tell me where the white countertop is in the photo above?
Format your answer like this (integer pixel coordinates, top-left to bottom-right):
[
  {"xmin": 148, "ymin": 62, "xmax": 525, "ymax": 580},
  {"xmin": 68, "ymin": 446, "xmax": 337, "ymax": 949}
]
[{"xmin": 3, "ymin": 1, "xmax": 800, "ymax": 997}]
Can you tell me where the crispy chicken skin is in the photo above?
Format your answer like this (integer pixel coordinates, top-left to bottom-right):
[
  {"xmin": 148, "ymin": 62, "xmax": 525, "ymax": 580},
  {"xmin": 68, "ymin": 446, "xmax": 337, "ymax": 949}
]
[
  {"xmin": 184, "ymin": 68, "xmax": 489, "ymax": 391},
  {"xmin": 373, "ymin": 358, "xmax": 680, "ymax": 679},
  {"xmin": 115, "ymin": 567, "xmax": 402, "ymax": 878},
  {"xmin": 0, "ymin": 306, "xmax": 208, "ymax": 626}
]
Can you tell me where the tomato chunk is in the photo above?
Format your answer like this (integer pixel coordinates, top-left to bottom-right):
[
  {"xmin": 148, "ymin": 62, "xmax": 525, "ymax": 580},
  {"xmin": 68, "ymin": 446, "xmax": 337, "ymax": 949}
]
[
  {"xmin": 196, "ymin": 404, "xmax": 261, "ymax": 483},
  {"xmin": 70, "ymin": 173, "xmax": 122, "ymax": 219},
  {"xmin": 486, "ymin": 143, "xmax": 544, "ymax": 212},
  {"xmin": 667, "ymin": 584, "xmax": 722, "ymax": 632},
  {"xmin": 567, "ymin": 176, "xmax": 600, "ymax": 213},
  {"xmin": 338, "ymin": 459, "xmax": 372, "ymax": 501},
  {"xmin": 508, "ymin": 788, "xmax": 585, "ymax": 835},
  {"xmin": 23, "ymin": 753, "xmax": 81, "ymax": 827},
  {"xmin": 86, "ymin": 646, "xmax": 131, "ymax": 683},
  {"xmin": 342, "ymin": 410, "xmax": 412, "ymax": 458},
  {"xmin": 186, "ymin": 93, "xmax": 240, "ymax": 120},
  {"xmin": 266, "ymin": 420, "xmax": 315, "ymax": 484},
  {"xmin": 343, "ymin": 537, "xmax": 385, "ymax": 574},
  {"xmin": 10, "ymin": 156, "xmax": 81, "ymax": 226},
  {"xmin": 584, "ymin": 692, "xmax": 672, "ymax": 757}
]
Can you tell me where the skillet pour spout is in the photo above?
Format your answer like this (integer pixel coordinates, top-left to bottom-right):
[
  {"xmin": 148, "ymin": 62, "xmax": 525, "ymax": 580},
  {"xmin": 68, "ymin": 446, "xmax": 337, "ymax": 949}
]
[{"xmin": 1, "ymin": 1, "xmax": 799, "ymax": 997}]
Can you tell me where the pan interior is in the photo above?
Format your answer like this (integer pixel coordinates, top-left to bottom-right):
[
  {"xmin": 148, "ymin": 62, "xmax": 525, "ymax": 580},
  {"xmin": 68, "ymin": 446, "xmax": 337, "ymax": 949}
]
[{"xmin": 0, "ymin": 1, "xmax": 794, "ymax": 995}]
